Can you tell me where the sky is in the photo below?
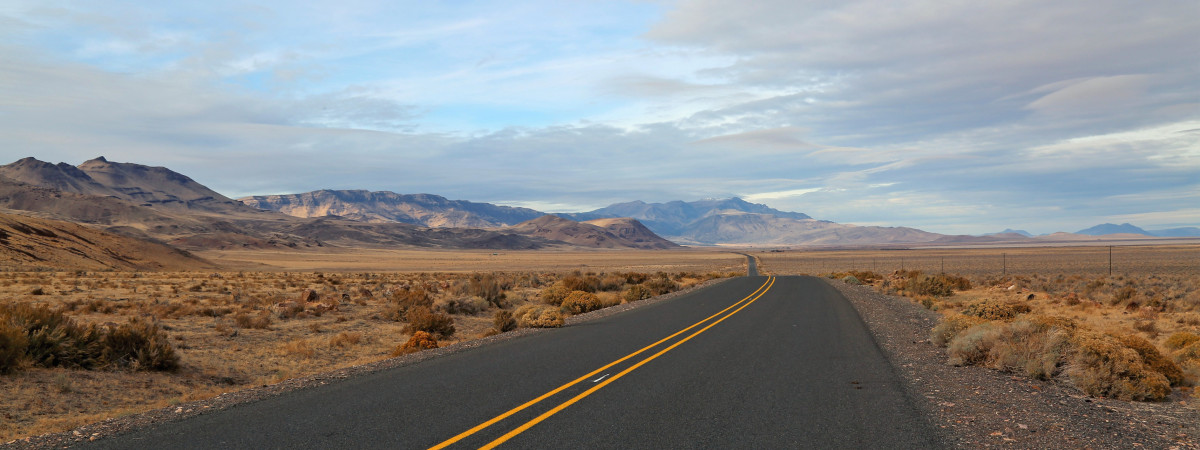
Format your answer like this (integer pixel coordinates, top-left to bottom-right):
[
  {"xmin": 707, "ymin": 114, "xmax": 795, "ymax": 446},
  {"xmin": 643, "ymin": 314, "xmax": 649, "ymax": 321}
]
[{"xmin": 1, "ymin": 0, "xmax": 1197, "ymax": 235}]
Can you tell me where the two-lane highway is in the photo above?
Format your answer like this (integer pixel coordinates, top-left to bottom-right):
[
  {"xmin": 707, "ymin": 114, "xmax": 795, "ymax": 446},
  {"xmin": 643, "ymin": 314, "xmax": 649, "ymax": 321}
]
[{"xmin": 86, "ymin": 276, "xmax": 941, "ymax": 449}]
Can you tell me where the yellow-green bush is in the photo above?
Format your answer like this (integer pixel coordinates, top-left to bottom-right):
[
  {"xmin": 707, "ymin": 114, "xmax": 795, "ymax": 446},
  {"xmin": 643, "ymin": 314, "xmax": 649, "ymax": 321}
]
[
  {"xmin": 962, "ymin": 300, "xmax": 1024, "ymax": 321},
  {"xmin": 1113, "ymin": 334, "xmax": 1184, "ymax": 386},
  {"xmin": 624, "ymin": 285, "xmax": 652, "ymax": 302},
  {"xmin": 1164, "ymin": 331, "xmax": 1200, "ymax": 351},
  {"xmin": 514, "ymin": 304, "xmax": 564, "ymax": 328},
  {"xmin": 931, "ymin": 314, "xmax": 986, "ymax": 347},
  {"xmin": 1067, "ymin": 331, "xmax": 1172, "ymax": 401},
  {"xmin": 540, "ymin": 283, "xmax": 572, "ymax": 306},
  {"xmin": 560, "ymin": 291, "xmax": 603, "ymax": 315}
]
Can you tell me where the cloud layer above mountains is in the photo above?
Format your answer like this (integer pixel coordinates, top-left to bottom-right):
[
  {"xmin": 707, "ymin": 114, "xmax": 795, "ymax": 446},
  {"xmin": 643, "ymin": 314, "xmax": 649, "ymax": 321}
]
[{"xmin": 2, "ymin": 0, "xmax": 1196, "ymax": 234}]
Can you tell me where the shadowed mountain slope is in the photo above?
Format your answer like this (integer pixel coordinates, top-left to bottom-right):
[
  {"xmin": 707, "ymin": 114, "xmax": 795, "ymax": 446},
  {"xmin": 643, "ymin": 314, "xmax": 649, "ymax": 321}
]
[{"xmin": 0, "ymin": 211, "xmax": 215, "ymax": 271}]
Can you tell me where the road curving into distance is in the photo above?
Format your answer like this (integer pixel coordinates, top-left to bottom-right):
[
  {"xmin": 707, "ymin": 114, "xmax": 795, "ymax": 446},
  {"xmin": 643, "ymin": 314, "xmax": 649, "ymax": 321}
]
[{"xmin": 85, "ymin": 276, "xmax": 941, "ymax": 449}]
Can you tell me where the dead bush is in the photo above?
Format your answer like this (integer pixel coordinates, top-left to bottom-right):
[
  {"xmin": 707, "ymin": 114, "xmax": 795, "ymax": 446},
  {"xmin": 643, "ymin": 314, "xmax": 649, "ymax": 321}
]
[
  {"xmin": 1067, "ymin": 331, "xmax": 1171, "ymax": 401},
  {"xmin": 385, "ymin": 287, "xmax": 434, "ymax": 320},
  {"xmin": 434, "ymin": 296, "xmax": 489, "ymax": 316},
  {"xmin": 0, "ymin": 303, "xmax": 101, "ymax": 369},
  {"xmin": 561, "ymin": 275, "xmax": 601, "ymax": 293},
  {"xmin": 0, "ymin": 319, "xmax": 28, "ymax": 374},
  {"xmin": 391, "ymin": 331, "xmax": 438, "ymax": 356},
  {"xmin": 560, "ymin": 291, "xmax": 603, "ymax": 315},
  {"xmin": 402, "ymin": 306, "xmax": 455, "ymax": 338},
  {"xmin": 946, "ymin": 322, "xmax": 1000, "ymax": 366},
  {"xmin": 99, "ymin": 318, "xmax": 179, "ymax": 371},
  {"xmin": 492, "ymin": 310, "xmax": 517, "ymax": 334},
  {"xmin": 468, "ymin": 273, "xmax": 507, "ymax": 308},
  {"xmin": 514, "ymin": 304, "xmax": 564, "ymax": 328}
]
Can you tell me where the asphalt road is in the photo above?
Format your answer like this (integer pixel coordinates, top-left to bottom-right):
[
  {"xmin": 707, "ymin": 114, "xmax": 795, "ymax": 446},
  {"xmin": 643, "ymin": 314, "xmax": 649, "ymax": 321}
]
[{"xmin": 86, "ymin": 276, "xmax": 940, "ymax": 449}]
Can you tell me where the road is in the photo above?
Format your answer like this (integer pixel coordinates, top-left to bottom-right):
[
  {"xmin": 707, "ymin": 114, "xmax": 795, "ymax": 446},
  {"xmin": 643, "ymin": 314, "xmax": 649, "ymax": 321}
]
[{"xmin": 86, "ymin": 276, "xmax": 940, "ymax": 449}]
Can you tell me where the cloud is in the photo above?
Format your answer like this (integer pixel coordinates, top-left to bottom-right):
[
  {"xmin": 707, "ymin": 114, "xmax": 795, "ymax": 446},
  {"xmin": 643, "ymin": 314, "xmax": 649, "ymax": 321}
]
[{"xmin": 0, "ymin": 0, "xmax": 1196, "ymax": 235}]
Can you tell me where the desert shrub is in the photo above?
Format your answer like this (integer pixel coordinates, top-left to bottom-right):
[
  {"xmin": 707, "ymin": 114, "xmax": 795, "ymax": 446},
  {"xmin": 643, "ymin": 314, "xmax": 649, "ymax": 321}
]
[
  {"xmin": 984, "ymin": 320, "xmax": 1070, "ymax": 380},
  {"xmin": 623, "ymin": 272, "xmax": 648, "ymax": 285},
  {"xmin": 1164, "ymin": 332, "xmax": 1200, "ymax": 351},
  {"xmin": 624, "ymin": 285, "xmax": 652, "ymax": 302},
  {"xmin": 599, "ymin": 274, "xmax": 626, "ymax": 292},
  {"xmin": 1066, "ymin": 331, "xmax": 1171, "ymax": 401},
  {"xmin": 492, "ymin": 310, "xmax": 517, "ymax": 334},
  {"xmin": 962, "ymin": 301, "xmax": 1022, "ymax": 321},
  {"xmin": 391, "ymin": 331, "xmax": 438, "ymax": 356},
  {"xmin": 841, "ymin": 275, "xmax": 861, "ymax": 285},
  {"xmin": 0, "ymin": 319, "xmax": 28, "ymax": 374},
  {"xmin": 1112, "ymin": 334, "xmax": 1184, "ymax": 386},
  {"xmin": 561, "ymin": 275, "xmax": 601, "ymax": 293},
  {"xmin": 560, "ymin": 291, "xmax": 603, "ymax": 315},
  {"xmin": 540, "ymin": 283, "xmax": 572, "ymax": 306},
  {"xmin": 946, "ymin": 322, "xmax": 1000, "ymax": 366},
  {"xmin": 434, "ymin": 296, "xmax": 490, "ymax": 316},
  {"xmin": 402, "ymin": 306, "xmax": 455, "ymax": 338},
  {"xmin": 99, "ymin": 318, "xmax": 179, "ymax": 371},
  {"xmin": 643, "ymin": 276, "xmax": 678, "ymax": 296},
  {"xmin": 468, "ymin": 273, "xmax": 507, "ymax": 308},
  {"xmin": 233, "ymin": 312, "xmax": 272, "ymax": 329},
  {"xmin": 514, "ymin": 304, "xmax": 564, "ymax": 328},
  {"xmin": 1113, "ymin": 285, "xmax": 1138, "ymax": 305},
  {"xmin": 386, "ymin": 287, "xmax": 434, "ymax": 319},
  {"xmin": 0, "ymin": 303, "xmax": 101, "ymax": 369},
  {"xmin": 328, "ymin": 331, "xmax": 362, "ymax": 348},
  {"xmin": 930, "ymin": 314, "xmax": 986, "ymax": 347}
]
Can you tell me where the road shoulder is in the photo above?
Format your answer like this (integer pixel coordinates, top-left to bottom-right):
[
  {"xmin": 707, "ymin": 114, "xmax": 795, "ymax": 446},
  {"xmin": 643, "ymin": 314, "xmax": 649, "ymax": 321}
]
[{"xmin": 828, "ymin": 279, "xmax": 1200, "ymax": 448}]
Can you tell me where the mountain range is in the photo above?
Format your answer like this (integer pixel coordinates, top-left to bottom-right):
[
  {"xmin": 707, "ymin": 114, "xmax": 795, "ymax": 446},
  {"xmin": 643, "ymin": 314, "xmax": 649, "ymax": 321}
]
[
  {"xmin": 0, "ymin": 157, "xmax": 1194, "ymax": 258},
  {"xmin": 0, "ymin": 157, "xmax": 673, "ymax": 254}
]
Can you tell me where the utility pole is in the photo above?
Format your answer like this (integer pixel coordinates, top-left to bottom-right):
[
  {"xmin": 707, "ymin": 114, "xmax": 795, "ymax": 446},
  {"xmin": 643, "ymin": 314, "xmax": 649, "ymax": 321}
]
[
  {"xmin": 941, "ymin": 257, "xmax": 944, "ymax": 274},
  {"xmin": 1002, "ymin": 253, "xmax": 1006, "ymax": 277},
  {"xmin": 1108, "ymin": 246, "xmax": 1113, "ymax": 276}
]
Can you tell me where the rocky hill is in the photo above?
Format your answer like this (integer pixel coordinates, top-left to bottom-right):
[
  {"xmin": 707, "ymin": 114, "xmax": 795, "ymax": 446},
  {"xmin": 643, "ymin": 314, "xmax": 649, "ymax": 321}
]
[
  {"xmin": 561, "ymin": 197, "xmax": 810, "ymax": 236},
  {"xmin": 508, "ymin": 215, "xmax": 677, "ymax": 249},
  {"xmin": 677, "ymin": 212, "xmax": 942, "ymax": 245},
  {"xmin": 239, "ymin": 190, "xmax": 544, "ymax": 228},
  {"xmin": 0, "ymin": 211, "xmax": 215, "ymax": 271}
]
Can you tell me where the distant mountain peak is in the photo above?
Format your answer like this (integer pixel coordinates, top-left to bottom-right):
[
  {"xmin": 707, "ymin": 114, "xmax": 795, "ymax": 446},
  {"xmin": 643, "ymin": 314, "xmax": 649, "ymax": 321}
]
[{"xmin": 1076, "ymin": 223, "xmax": 1150, "ymax": 236}]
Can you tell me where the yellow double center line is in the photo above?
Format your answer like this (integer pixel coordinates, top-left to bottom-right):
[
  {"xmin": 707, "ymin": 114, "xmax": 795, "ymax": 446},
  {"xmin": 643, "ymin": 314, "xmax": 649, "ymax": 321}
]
[{"xmin": 430, "ymin": 276, "xmax": 776, "ymax": 449}]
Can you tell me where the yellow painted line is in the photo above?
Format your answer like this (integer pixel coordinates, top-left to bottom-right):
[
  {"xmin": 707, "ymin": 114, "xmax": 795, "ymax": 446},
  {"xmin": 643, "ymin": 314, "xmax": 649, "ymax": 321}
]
[
  {"xmin": 428, "ymin": 277, "xmax": 773, "ymax": 450},
  {"xmin": 480, "ymin": 276, "xmax": 776, "ymax": 449}
]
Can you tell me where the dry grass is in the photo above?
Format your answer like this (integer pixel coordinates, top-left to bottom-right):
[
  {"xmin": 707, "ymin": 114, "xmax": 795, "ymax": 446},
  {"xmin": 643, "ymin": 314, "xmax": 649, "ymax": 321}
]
[
  {"xmin": 0, "ymin": 267, "xmax": 733, "ymax": 442},
  {"xmin": 776, "ymin": 244, "xmax": 1200, "ymax": 403}
]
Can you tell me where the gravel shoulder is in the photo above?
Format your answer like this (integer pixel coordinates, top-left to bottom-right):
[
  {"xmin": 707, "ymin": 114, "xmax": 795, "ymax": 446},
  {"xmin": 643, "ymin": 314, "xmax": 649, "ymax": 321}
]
[
  {"xmin": 827, "ymin": 279, "xmax": 1200, "ymax": 449},
  {"xmin": 3, "ymin": 278, "xmax": 731, "ymax": 449}
]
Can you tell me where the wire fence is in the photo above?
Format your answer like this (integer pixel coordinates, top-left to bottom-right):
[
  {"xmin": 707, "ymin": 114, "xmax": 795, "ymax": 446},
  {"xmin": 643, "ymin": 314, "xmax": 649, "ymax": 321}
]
[{"xmin": 756, "ymin": 244, "xmax": 1200, "ymax": 280}]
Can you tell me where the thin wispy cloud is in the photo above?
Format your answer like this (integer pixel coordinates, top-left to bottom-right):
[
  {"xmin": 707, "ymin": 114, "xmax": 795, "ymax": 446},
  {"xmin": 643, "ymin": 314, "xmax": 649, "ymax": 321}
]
[{"xmin": 0, "ymin": 0, "xmax": 1196, "ymax": 235}]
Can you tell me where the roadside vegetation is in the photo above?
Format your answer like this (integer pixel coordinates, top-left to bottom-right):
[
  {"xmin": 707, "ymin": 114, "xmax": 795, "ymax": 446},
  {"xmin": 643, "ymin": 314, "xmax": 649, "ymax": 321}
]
[
  {"xmin": 0, "ymin": 269, "xmax": 738, "ymax": 442},
  {"xmin": 824, "ymin": 268, "xmax": 1200, "ymax": 403}
]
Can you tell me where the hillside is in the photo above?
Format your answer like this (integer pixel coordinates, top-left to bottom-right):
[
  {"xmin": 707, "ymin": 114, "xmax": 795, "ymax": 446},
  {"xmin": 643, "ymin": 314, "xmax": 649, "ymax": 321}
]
[
  {"xmin": 239, "ymin": 190, "xmax": 544, "ymax": 228},
  {"xmin": 678, "ymin": 212, "xmax": 942, "ymax": 245},
  {"xmin": 0, "ymin": 211, "xmax": 215, "ymax": 271},
  {"xmin": 0, "ymin": 157, "xmax": 657, "ymax": 252},
  {"xmin": 1076, "ymin": 223, "xmax": 1149, "ymax": 236},
  {"xmin": 561, "ymin": 198, "xmax": 810, "ymax": 236},
  {"xmin": 509, "ymin": 215, "xmax": 677, "ymax": 249}
]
